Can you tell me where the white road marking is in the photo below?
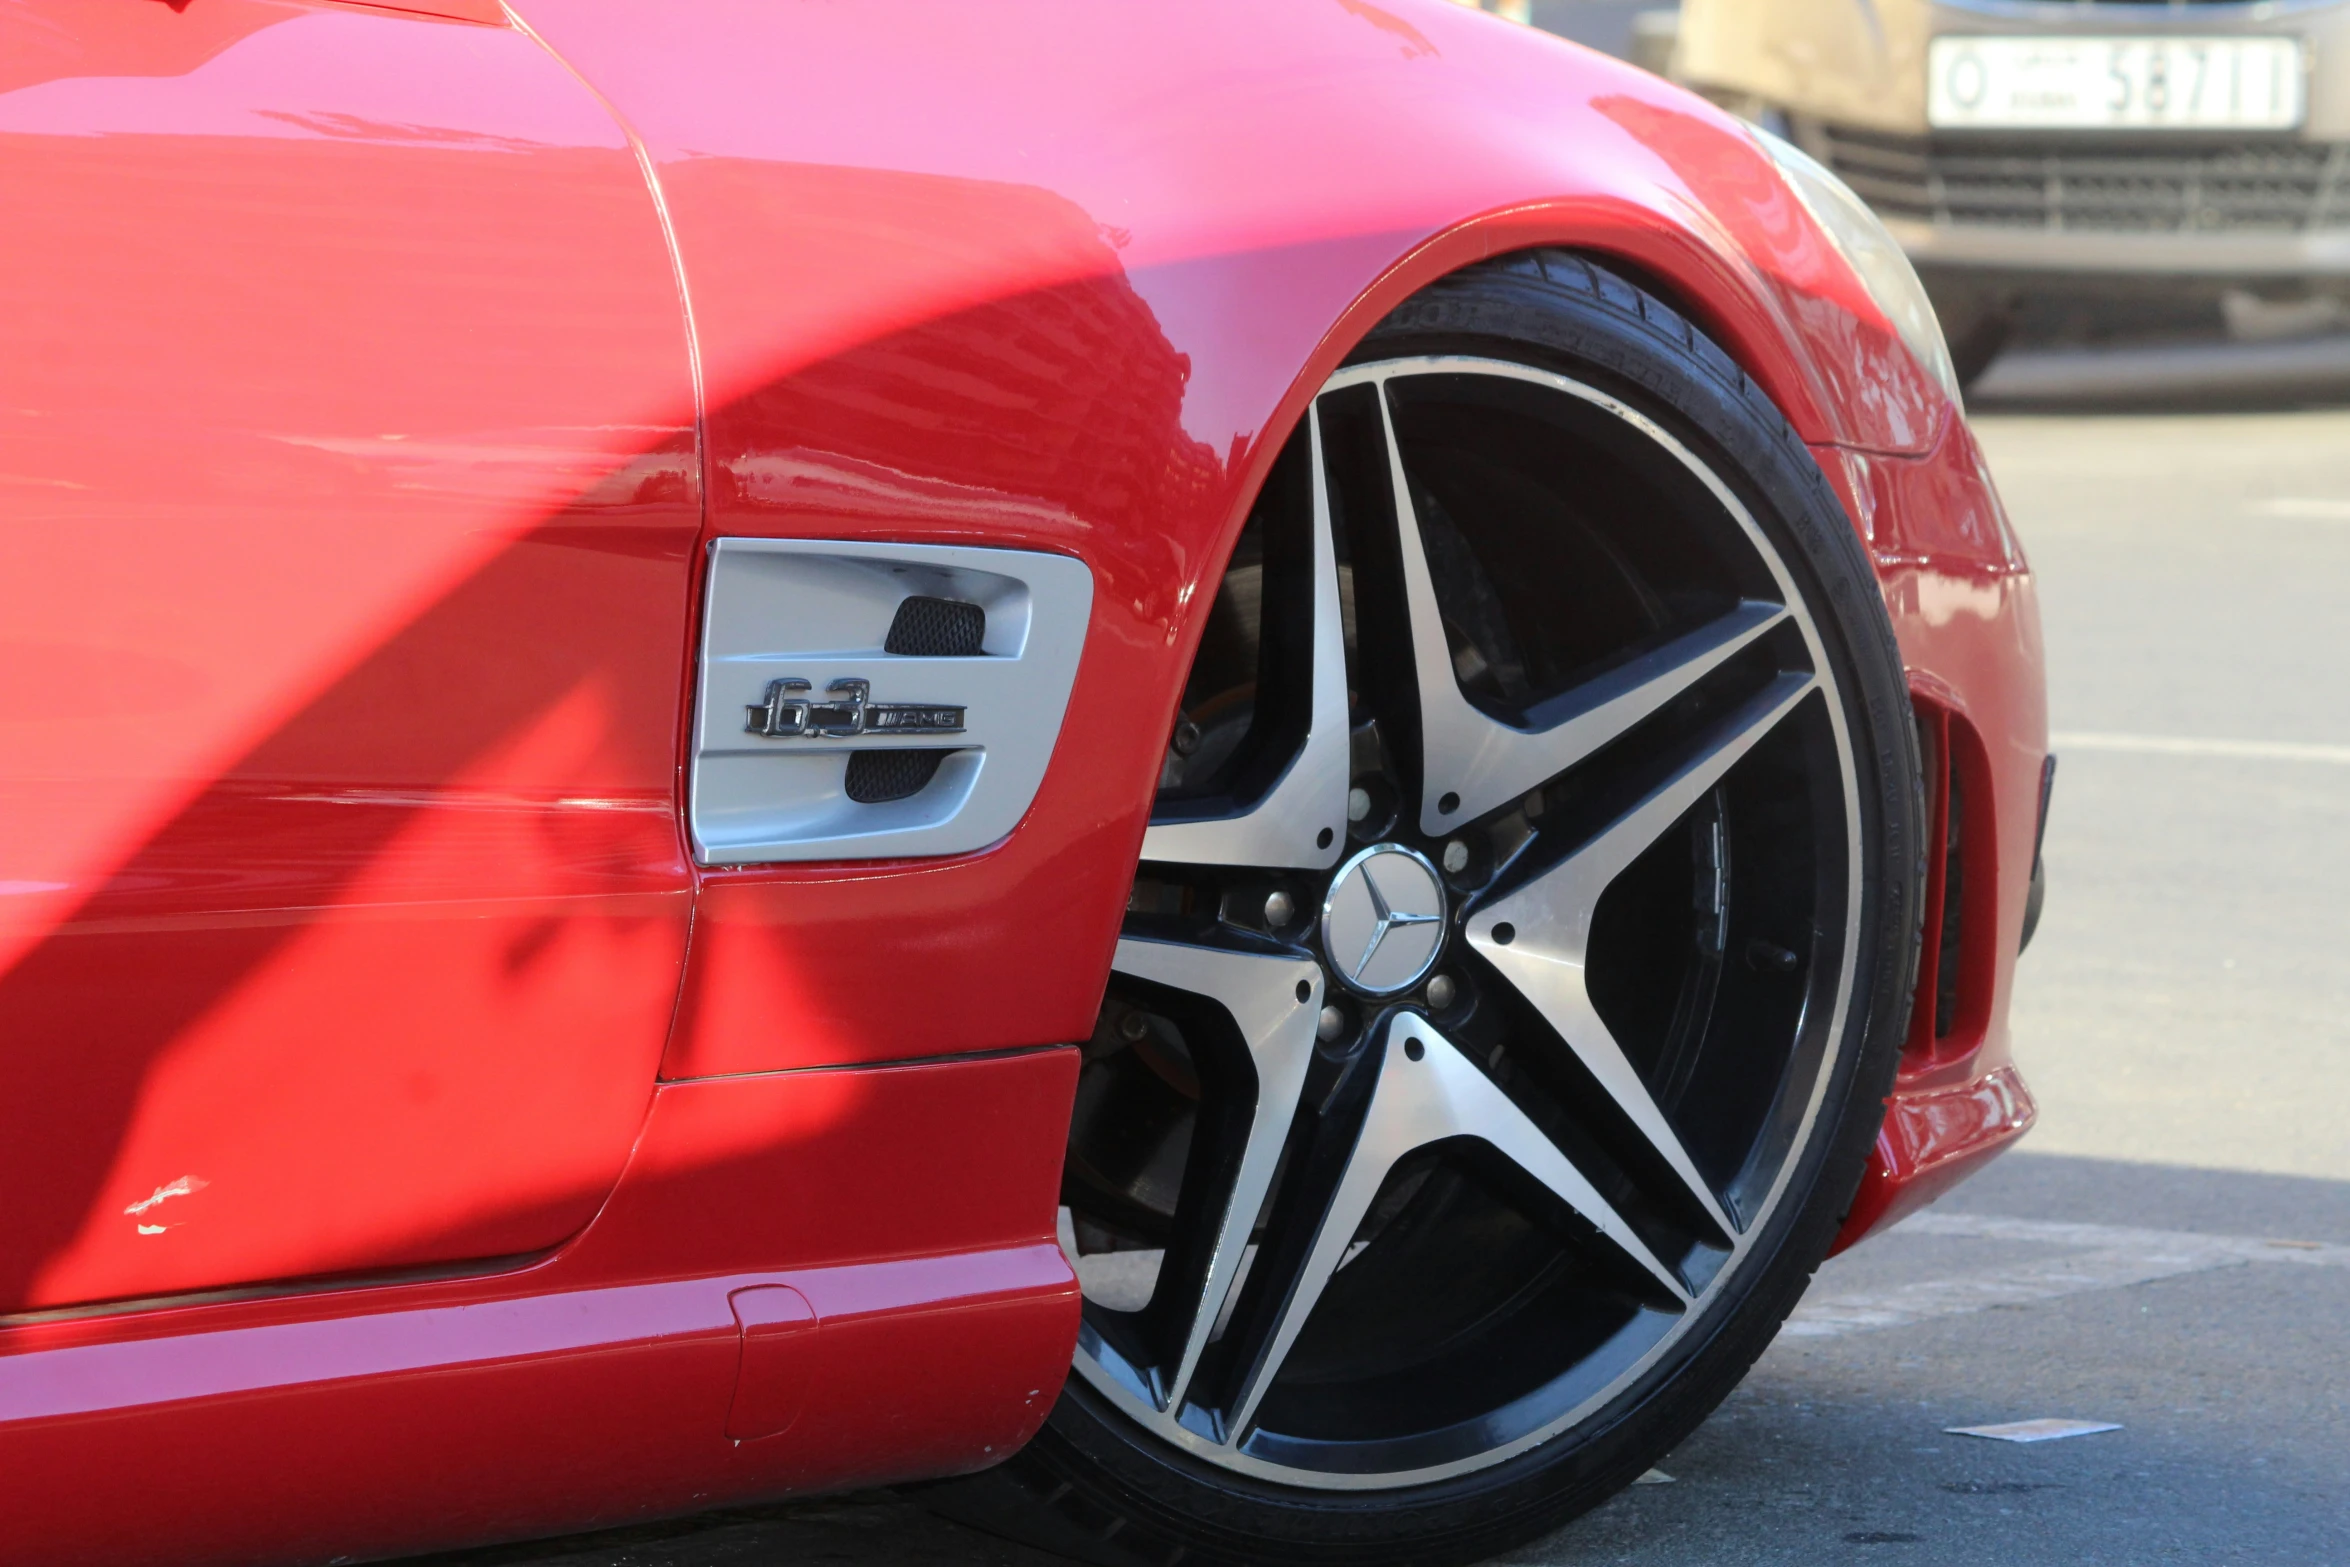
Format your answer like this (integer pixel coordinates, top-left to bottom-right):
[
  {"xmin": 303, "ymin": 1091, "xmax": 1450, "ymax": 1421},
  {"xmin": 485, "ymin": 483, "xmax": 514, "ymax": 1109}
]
[
  {"xmin": 2051, "ymin": 731, "xmax": 2350, "ymax": 766},
  {"xmin": 1782, "ymin": 1212, "xmax": 2350, "ymax": 1341},
  {"xmin": 1947, "ymin": 1418, "xmax": 2122, "ymax": 1443}
]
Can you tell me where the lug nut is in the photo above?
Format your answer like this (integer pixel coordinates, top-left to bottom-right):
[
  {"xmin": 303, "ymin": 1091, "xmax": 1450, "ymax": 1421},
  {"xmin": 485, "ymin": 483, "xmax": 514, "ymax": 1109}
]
[
  {"xmin": 1347, "ymin": 787, "xmax": 1372, "ymax": 823},
  {"xmin": 1425, "ymin": 973, "xmax": 1458, "ymax": 1011},
  {"xmin": 1118, "ymin": 1011, "xmax": 1149, "ymax": 1042},
  {"xmin": 1441, "ymin": 839, "xmax": 1470, "ymax": 875},
  {"xmin": 1264, "ymin": 889, "xmax": 1296, "ymax": 929},
  {"xmin": 1172, "ymin": 719, "xmax": 1203, "ymax": 757},
  {"xmin": 1316, "ymin": 1005, "xmax": 1346, "ymax": 1043}
]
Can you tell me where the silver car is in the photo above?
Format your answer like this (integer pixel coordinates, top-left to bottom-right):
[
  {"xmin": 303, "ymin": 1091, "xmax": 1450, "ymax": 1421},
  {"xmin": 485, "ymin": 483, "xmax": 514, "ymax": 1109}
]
[{"xmin": 1675, "ymin": 0, "xmax": 2350, "ymax": 379}]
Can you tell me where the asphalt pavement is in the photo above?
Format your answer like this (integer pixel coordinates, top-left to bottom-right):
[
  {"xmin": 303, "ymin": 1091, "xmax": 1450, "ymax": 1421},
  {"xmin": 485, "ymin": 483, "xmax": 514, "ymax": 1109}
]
[{"xmin": 416, "ymin": 384, "xmax": 2350, "ymax": 1567}]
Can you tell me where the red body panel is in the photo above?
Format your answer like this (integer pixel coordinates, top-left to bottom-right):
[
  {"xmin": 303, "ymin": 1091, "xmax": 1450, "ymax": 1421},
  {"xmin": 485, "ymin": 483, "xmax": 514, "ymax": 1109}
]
[
  {"xmin": 0, "ymin": 0, "xmax": 2041, "ymax": 1559},
  {"xmin": 0, "ymin": 1049, "xmax": 1081, "ymax": 1567},
  {"xmin": 1822, "ymin": 416, "xmax": 2048, "ymax": 1247},
  {"xmin": 517, "ymin": 0, "xmax": 1958, "ymax": 1082},
  {"xmin": 0, "ymin": 0, "xmax": 700, "ymax": 1313}
]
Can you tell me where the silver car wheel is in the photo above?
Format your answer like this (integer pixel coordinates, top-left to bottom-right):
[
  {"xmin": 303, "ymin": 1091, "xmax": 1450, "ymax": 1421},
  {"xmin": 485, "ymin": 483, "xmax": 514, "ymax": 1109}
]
[{"xmin": 1061, "ymin": 355, "xmax": 1865, "ymax": 1489}]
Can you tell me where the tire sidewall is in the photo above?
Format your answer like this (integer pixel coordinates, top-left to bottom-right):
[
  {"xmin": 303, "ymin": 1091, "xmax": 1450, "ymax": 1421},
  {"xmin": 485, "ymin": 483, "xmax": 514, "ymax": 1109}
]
[{"xmin": 1005, "ymin": 253, "xmax": 1926, "ymax": 1567}]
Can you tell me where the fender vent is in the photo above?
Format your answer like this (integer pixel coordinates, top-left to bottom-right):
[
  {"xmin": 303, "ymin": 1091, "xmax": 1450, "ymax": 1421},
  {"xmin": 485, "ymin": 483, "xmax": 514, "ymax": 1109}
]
[
  {"xmin": 885, "ymin": 596, "xmax": 986, "ymax": 656},
  {"xmin": 845, "ymin": 749, "xmax": 950, "ymax": 804},
  {"xmin": 1934, "ymin": 761, "xmax": 1965, "ymax": 1038},
  {"xmin": 1907, "ymin": 701, "xmax": 1994, "ymax": 1065},
  {"xmin": 691, "ymin": 538, "xmax": 1093, "ymax": 864}
]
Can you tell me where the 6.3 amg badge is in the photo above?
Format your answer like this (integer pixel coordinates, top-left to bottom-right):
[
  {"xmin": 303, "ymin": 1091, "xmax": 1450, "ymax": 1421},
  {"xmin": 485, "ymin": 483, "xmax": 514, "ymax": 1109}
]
[{"xmin": 744, "ymin": 677, "xmax": 966, "ymax": 740}]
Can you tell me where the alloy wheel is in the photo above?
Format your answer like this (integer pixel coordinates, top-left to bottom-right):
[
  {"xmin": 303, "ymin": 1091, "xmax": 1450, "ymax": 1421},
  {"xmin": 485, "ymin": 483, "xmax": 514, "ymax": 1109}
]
[{"xmin": 1061, "ymin": 355, "xmax": 1865, "ymax": 1487}]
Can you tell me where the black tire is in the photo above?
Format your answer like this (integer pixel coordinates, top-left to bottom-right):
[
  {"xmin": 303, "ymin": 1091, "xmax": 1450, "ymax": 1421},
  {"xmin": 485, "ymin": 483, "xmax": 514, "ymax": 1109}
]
[{"xmin": 926, "ymin": 251, "xmax": 1924, "ymax": 1567}]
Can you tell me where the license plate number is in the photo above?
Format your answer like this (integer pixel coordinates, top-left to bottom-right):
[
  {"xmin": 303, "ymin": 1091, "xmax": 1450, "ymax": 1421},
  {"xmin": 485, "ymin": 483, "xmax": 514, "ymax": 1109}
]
[{"xmin": 1927, "ymin": 36, "xmax": 2304, "ymax": 131}]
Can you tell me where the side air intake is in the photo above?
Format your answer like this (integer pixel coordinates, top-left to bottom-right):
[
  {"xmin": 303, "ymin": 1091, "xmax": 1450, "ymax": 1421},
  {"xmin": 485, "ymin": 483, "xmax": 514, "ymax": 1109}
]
[
  {"xmin": 1906, "ymin": 701, "xmax": 1995, "ymax": 1065},
  {"xmin": 845, "ymin": 749, "xmax": 951, "ymax": 804},
  {"xmin": 690, "ymin": 538, "xmax": 1092, "ymax": 864},
  {"xmin": 885, "ymin": 595, "xmax": 987, "ymax": 657}
]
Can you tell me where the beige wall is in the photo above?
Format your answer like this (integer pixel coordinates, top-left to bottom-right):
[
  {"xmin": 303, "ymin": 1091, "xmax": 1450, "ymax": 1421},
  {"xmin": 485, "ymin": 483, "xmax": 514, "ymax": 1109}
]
[{"xmin": 1676, "ymin": 0, "xmax": 1945, "ymax": 135}]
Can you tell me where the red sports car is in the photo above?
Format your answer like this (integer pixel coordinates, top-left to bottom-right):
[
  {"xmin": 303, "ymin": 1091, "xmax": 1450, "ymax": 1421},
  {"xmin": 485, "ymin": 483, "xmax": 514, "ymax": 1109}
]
[{"xmin": 0, "ymin": 3, "xmax": 2046, "ymax": 1564}]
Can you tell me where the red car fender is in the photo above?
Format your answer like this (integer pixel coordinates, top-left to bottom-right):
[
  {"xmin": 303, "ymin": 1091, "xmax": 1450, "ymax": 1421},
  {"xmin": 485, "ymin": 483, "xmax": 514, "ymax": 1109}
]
[
  {"xmin": 0, "ymin": 3, "xmax": 2037, "ymax": 1560},
  {"xmin": 503, "ymin": 0, "xmax": 1958, "ymax": 1085}
]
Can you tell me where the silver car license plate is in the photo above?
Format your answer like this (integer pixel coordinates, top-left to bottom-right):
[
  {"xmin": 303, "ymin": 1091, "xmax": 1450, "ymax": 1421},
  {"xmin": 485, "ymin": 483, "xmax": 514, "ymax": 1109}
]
[{"xmin": 1928, "ymin": 36, "xmax": 2305, "ymax": 131}]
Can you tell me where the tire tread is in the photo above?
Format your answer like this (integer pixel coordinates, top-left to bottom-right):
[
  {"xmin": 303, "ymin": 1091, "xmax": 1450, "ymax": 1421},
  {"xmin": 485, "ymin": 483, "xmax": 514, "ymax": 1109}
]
[{"xmin": 926, "ymin": 251, "xmax": 1926, "ymax": 1567}]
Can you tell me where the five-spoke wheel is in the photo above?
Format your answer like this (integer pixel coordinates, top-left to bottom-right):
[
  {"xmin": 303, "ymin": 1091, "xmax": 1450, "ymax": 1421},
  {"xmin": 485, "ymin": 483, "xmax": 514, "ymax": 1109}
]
[{"xmin": 936, "ymin": 253, "xmax": 1921, "ymax": 1567}]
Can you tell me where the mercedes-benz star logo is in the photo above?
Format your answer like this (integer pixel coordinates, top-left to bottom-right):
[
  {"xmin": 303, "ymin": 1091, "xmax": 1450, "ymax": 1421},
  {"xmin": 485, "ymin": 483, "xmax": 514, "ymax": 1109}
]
[{"xmin": 1320, "ymin": 844, "xmax": 1447, "ymax": 997}]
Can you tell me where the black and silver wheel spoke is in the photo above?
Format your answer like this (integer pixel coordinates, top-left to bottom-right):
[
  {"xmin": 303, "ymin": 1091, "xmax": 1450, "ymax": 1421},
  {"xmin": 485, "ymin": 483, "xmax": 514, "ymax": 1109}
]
[
  {"xmin": 1218, "ymin": 1014, "xmax": 1690, "ymax": 1443},
  {"xmin": 1103, "ymin": 936, "xmax": 1326, "ymax": 1417},
  {"xmin": 1065, "ymin": 354, "xmax": 1861, "ymax": 1485},
  {"xmin": 1138, "ymin": 411, "xmax": 1352, "ymax": 871},
  {"xmin": 1370, "ymin": 380, "xmax": 1793, "ymax": 839},
  {"xmin": 1468, "ymin": 671, "xmax": 1819, "ymax": 1246}
]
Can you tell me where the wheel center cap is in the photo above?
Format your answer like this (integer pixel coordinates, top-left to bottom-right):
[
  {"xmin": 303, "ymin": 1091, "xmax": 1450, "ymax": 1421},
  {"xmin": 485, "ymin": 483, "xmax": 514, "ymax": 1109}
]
[{"xmin": 1320, "ymin": 844, "xmax": 1447, "ymax": 997}]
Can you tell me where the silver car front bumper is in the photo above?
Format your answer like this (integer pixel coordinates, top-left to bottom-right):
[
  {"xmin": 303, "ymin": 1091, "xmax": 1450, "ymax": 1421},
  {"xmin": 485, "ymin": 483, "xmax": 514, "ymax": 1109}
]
[{"xmin": 1886, "ymin": 215, "xmax": 2350, "ymax": 277}]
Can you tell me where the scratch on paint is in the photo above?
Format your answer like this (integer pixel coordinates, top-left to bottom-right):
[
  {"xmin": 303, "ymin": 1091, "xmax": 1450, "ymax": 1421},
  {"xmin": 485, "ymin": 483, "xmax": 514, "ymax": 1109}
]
[
  {"xmin": 136, "ymin": 1224, "xmax": 166, "ymax": 1235},
  {"xmin": 124, "ymin": 1175, "xmax": 209, "ymax": 1220}
]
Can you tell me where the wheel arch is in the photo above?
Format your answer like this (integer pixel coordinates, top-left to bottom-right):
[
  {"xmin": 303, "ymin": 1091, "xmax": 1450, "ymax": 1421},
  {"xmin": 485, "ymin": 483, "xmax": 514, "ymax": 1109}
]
[{"xmin": 1182, "ymin": 202, "xmax": 1919, "ymax": 741}]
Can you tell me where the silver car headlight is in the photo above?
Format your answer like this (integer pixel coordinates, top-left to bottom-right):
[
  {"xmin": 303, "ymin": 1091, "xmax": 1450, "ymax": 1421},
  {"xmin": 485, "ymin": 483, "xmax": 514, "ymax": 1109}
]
[{"xmin": 1751, "ymin": 126, "xmax": 1962, "ymax": 410}]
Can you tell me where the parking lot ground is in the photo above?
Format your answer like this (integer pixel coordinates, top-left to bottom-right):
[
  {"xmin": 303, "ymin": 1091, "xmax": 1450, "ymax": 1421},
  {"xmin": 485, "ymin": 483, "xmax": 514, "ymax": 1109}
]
[
  {"xmin": 1502, "ymin": 1155, "xmax": 2350, "ymax": 1566},
  {"xmin": 417, "ymin": 404, "xmax": 2350, "ymax": 1566}
]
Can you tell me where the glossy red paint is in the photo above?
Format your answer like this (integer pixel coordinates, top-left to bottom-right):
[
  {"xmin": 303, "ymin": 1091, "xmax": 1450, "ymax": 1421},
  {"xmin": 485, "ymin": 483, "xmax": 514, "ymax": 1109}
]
[
  {"xmin": 0, "ymin": 0, "xmax": 704, "ymax": 1313},
  {"xmin": 726, "ymin": 1283, "xmax": 817, "ymax": 1441},
  {"xmin": 1818, "ymin": 414, "xmax": 2048, "ymax": 1252},
  {"xmin": 0, "ymin": 0, "xmax": 2037, "ymax": 1559},
  {"xmin": 347, "ymin": 0, "xmax": 509, "ymax": 22},
  {"xmin": 0, "ymin": 1050, "xmax": 1081, "ymax": 1567},
  {"xmin": 1840, "ymin": 1066, "xmax": 2040, "ymax": 1245},
  {"xmin": 515, "ymin": 0, "xmax": 1953, "ymax": 1082}
]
